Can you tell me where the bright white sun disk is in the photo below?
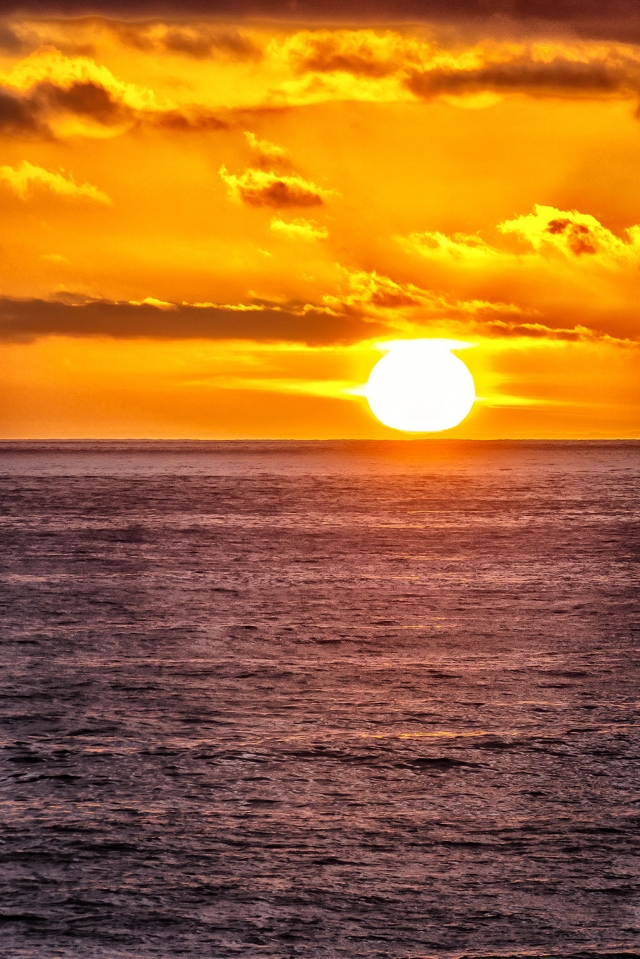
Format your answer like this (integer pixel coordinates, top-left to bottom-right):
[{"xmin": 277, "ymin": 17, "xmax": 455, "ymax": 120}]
[{"xmin": 365, "ymin": 340, "xmax": 475, "ymax": 432}]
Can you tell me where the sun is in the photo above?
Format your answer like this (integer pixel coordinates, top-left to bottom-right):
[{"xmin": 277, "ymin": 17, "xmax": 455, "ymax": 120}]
[{"xmin": 365, "ymin": 340, "xmax": 476, "ymax": 432}]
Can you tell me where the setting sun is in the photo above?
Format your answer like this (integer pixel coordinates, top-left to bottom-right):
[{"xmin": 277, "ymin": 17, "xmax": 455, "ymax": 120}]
[{"xmin": 365, "ymin": 341, "xmax": 476, "ymax": 432}]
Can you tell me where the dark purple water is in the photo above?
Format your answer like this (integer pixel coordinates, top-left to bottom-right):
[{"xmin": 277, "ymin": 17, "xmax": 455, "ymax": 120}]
[{"xmin": 0, "ymin": 441, "xmax": 638, "ymax": 959}]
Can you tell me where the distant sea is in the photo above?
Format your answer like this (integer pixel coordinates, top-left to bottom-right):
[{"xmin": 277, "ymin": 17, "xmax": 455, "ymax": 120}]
[{"xmin": 1, "ymin": 440, "xmax": 638, "ymax": 959}]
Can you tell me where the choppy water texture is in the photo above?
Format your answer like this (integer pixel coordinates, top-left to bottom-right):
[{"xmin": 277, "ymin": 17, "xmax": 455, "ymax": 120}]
[{"xmin": 0, "ymin": 440, "xmax": 639, "ymax": 959}]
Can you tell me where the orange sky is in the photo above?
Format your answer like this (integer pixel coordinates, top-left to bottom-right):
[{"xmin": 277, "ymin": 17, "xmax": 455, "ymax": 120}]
[{"xmin": 1, "ymin": 14, "xmax": 639, "ymax": 438}]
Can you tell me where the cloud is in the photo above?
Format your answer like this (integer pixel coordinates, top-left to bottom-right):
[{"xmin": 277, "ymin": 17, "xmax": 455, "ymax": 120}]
[
  {"xmin": 0, "ymin": 80, "xmax": 131, "ymax": 137},
  {"xmin": 498, "ymin": 204, "xmax": 640, "ymax": 259},
  {"xmin": 0, "ymin": 86, "xmax": 42, "ymax": 134},
  {"xmin": 322, "ymin": 266, "xmax": 637, "ymax": 344},
  {"xmin": 404, "ymin": 51, "xmax": 640, "ymax": 101},
  {"xmin": 0, "ymin": 22, "xmax": 26, "ymax": 54},
  {"xmin": 0, "ymin": 47, "xmax": 227, "ymax": 137},
  {"xmin": 4, "ymin": 4, "xmax": 640, "ymax": 54},
  {"xmin": 4, "ymin": 47, "xmax": 155, "ymax": 107},
  {"xmin": 244, "ymin": 131, "xmax": 292, "ymax": 171},
  {"xmin": 1, "ymin": 264, "xmax": 633, "ymax": 351},
  {"xmin": 399, "ymin": 229, "xmax": 503, "ymax": 263},
  {"xmin": 0, "ymin": 295, "xmax": 388, "ymax": 344},
  {"xmin": 5, "ymin": 23, "xmax": 640, "ymax": 119},
  {"xmin": 278, "ymin": 28, "xmax": 640, "ymax": 107},
  {"xmin": 0, "ymin": 159, "xmax": 111, "ymax": 202},
  {"xmin": 325, "ymin": 269, "xmax": 429, "ymax": 312},
  {"xmin": 0, "ymin": 1, "xmax": 638, "ymax": 31},
  {"xmin": 270, "ymin": 216, "xmax": 328, "ymax": 240},
  {"xmin": 325, "ymin": 267, "xmax": 537, "ymax": 328},
  {"xmin": 219, "ymin": 165, "xmax": 329, "ymax": 207},
  {"xmin": 397, "ymin": 206, "xmax": 640, "ymax": 343},
  {"xmin": 153, "ymin": 25, "xmax": 261, "ymax": 60},
  {"xmin": 283, "ymin": 29, "xmax": 414, "ymax": 79},
  {"xmin": 142, "ymin": 107, "xmax": 227, "ymax": 131},
  {"xmin": 0, "ymin": 277, "xmax": 531, "ymax": 347},
  {"xmin": 223, "ymin": 135, "xmax": 329, "ymax": 212},
  {"xmin": 403, "ymin": 205, "xmax": 640, "ymax": 264},
  {"xmin": 108, "ymin": 21, "xmax": 262, "ymax": 60}
]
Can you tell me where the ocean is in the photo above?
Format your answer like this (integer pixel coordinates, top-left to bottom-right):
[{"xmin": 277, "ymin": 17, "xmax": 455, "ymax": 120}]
[{"xmin": 0, "ymin": 440, "xmax": 638, "ymax": 958}]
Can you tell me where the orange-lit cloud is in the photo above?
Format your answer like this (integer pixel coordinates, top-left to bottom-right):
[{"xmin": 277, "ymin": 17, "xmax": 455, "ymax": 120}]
[
  {"xmin": 275, "ymin": 30, "xmax": 640, "ymax": 108},
  {"xmin": 322, "ymin": 268, "xmax": 605, "ymax": 344},
  {"xmin": 219, "ymin": 165, "xmax": 329, "ymax": 208},
  {"xmin": 499, "ymin": 204, "xmax": 640, "ymax": 259},
  {"xmin": 400, "ymin": 205, "xmax": 640, "ymax": 343},
  {"xmin": 8, "ymin": 25, "xmax": 640, "ymax": 120},
  {"xmin": 244, "ymin": 130, "xmax": 292, "ymax": 170},
  {"xmin": 270, "ymin": 217, "xmax": 328, "ymax": 240},
  {"xmin": 0, "ymin": 158, "xmax": 110, "ymax": 201},
  {"xmin": 0, "ymin": 46, "xmax": 227, "ymax": 137}
]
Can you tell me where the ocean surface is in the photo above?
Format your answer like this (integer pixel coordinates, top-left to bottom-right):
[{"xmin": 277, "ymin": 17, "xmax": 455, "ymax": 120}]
[{"xmin": 0, "ymin": 440, "xmax": 638, "ymax": 959}]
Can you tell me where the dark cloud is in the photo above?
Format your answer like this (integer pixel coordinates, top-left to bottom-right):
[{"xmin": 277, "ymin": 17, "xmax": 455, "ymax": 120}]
[
  {"xmin": 43, "ymin": 79, "xmax": 129, "ymax": 122},
  {"xmin": 0, "ymin": 80, "xmax": 130, "ymax": 137},
  {"xmin": 144, "ymin": 108, "xmax": 228, "ymax": 131},
  {"xmin": 0, "ymin": 22, "xmax": 25, "ymax": 52},
  {"xmin": 546, "ymin": 218, "xmax": 598, "ymax": 254},
  {"xmin": 546, "ymin": 217, "xmax": 571, "ymax": 235},
  {"xmin": 0, "ymin": 0, "xmax": 629, "ymax": 15},
  {"xmin": 286, "ymin": 30, "xmax": 640, "ymax": 99},
  {"xmin": 0, "ymin": 293, "xmax": 633, "ymax": 347},
  {"xmin": 108, "ymin": 21, "xmax": 261, "ymax": 59},
  {"xmin": 0, "ymin": 88, "xmax": 43, "ymax": 135},
  {"xmin": 0, "ymin": 22, "xmax": 96, "ymax": 56},
  {"xmin": 162, "ymin": 27, "xmax": 261, "ymax": 59},
  {"xmin": 287, "ymin": 30, "xmax": 640, "ymax": 98},
  {"xmin": 406, "ymin": 57, "xmax": 639, "ymax": 100},
  {"xmin": 292, "ymin": 37, "xmax": 397, "ymax": 79},
  {"xmin": 0, "ymin": 296, "xmax": 388, "ymax": 344},
  {"xmin": 3, "ymin": 2, "xmax": 640, "ymax": 43},
  {"xmin": 280, "ymin": 25, "xmax": 640, "ymax": 105},
  {"xmin": 0, "ymin": 77, "xmax": 228, "ymax": 138},
  {"xmin": 242, "ymin": 179, "xmax": 323, "ymax": 208}
]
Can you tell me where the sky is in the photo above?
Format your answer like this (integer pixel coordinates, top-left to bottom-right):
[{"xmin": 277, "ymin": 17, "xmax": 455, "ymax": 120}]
[{"xmin": 1, "ymin": 0, "xmax": 640, "ymax": 438}]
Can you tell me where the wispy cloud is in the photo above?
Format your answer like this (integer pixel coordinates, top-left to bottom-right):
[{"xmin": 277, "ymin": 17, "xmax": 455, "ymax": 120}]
[
  {"xmin": 270, "ymin": 217, "xmax": 328, "ymax": 240},
  {"xmin": 244, "ymin": 131, "xmax": 292, "ymax": 170},
  {"xmin": 0, "ymin": 160, "xmax": 111, "ymax": 202},
  {"xmin": 220, "ymin": 166, "xmax": 330, "ymax": 207},
  {"xmin": 323, "ymin": 266, "xmax": 638, "ymax": 344}
]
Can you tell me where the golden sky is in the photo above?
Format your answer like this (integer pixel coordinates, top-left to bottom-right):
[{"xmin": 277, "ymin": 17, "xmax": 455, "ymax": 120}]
[{"xmin": 1, "ymin": 10, "xmax": 640, "ymax": 437}]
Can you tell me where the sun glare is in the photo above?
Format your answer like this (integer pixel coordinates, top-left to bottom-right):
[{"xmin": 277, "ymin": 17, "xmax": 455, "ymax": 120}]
[{"xmin": 365, "ymin": 341, "xmax": 476, "ymax": 433}]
